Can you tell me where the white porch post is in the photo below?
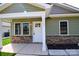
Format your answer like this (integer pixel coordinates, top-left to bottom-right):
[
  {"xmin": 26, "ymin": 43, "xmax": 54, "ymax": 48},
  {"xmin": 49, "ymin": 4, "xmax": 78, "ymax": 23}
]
[
  {"xmin": 0, "ymin": 21, "xmax": 2, "ymax": 49},
  {"xmin": 42, "ymin": 14, "xmax": 47, "ymax": 51}
]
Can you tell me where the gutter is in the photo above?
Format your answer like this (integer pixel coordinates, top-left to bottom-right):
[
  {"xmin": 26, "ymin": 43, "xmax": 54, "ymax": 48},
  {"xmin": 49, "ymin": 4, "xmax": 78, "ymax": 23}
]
[{"xmin": 49, "ymin": 13, "xmax": 79, "ymax": 18}]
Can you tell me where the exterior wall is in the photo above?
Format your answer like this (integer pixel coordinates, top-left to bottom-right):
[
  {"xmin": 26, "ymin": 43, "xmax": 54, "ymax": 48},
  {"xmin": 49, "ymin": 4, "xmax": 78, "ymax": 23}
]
[
  {"xmin": 50, "ymin": 5, "xmax": 73, "ymax": 14},
  {"xmin": 0, "ymin": 3, "xmax": 44, "ymax": 14},
  {"xmin": 46, "ymin": 17, "xmax": 79, "ymax": 36},
  {"xmin": 11, "ymin": 17, "xmax": 79, "ymax": 43},
  {"xmin": 46, "ymin": 17, "xmax": 79, "ymax": 45},
  {"xmin": 11, "ymin": 18, "xmax": 41, "ymax": 43},
  {"xmin": 2, "ymin": 26, "xmax": 10, "ymax": 33},
  {"xmin": 69, "ymin": 19, "xmax": 79, "ymax": 35},
  {"xmin": 46, "ymin": 18, "xmax": 59, "ymax": 35}
]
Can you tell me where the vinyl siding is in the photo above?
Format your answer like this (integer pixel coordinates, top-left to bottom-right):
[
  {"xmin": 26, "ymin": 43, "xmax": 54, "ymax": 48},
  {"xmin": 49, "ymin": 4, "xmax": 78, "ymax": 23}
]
[
  {"xmin": 46, "ymin": 17, "xmax": 79, "ymax": 36},
  {"xmin": 0, "ymin": 3, "xmax": 44, "ymax": 14},
  {"xmin": 46, "ymin": 18, "xmax": 59, "ymax": 36},
  {"xmin": 50, "ymin": 5, "xmax": 74, "ymax": 14}
]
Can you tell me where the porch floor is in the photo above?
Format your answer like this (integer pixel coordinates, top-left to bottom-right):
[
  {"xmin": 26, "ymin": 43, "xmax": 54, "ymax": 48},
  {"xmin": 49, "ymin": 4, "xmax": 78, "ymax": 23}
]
[{"xmin": 1, "ymin": 43, "xmax": 48, "ymax": 56}]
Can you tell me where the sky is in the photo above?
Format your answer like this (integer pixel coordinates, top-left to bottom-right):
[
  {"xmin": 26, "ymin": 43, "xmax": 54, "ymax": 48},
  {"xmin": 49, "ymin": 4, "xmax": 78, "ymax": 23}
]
[{"xmin": 67, "ymin": 3, "xmax": 79, "ymax": 8}]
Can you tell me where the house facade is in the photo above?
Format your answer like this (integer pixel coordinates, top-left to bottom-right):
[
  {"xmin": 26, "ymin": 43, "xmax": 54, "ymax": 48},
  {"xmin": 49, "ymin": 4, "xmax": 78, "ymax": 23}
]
[{"xmin": 0, "ymin": 3, "xmax": 79, "ymax": 51}]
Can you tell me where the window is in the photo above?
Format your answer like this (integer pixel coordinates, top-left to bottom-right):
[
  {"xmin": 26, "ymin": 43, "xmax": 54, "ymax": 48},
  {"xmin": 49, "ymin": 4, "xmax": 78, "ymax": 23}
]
[
  {"xmin": 35, "ymin": 23, "xmax": 41, "ymax": 27},
  {"xmin": 14, "ymin": 22, "xmax": 30, "ymax": 36},
  {"xmin": 23, "ymin": 23, "xmax": 29, "ymax": 35},
  {"xmin": 59, "ymin": 20, "xmax": 68, "ymax": 35},
  {"xmin": 15, "ymin": 23, "xmax": 21, "ymax": 35}
]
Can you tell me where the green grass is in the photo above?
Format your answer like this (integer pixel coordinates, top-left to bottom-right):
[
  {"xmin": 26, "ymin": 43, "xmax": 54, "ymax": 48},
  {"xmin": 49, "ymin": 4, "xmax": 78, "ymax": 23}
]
[
  {"xmin": 1, "ymin": 38, "xmax": 16, "ymax": 56},
  {"xmin": 0, "ymin": 52, "xmax": 16, "ymax": 56},
  {"xmin": 2, "ymin": 38, "xmax": 11, "ymax": 46}
]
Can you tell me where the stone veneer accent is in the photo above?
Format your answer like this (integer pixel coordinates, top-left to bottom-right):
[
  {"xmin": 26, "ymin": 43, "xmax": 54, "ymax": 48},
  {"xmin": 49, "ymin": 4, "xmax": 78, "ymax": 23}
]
[
  {"xmin": 46, "ymin": 36, "xmax": 79, "ymax": 45},
  {"xmin": 12, "ymin": 36, "xmax": 32, "ymax": 43}
]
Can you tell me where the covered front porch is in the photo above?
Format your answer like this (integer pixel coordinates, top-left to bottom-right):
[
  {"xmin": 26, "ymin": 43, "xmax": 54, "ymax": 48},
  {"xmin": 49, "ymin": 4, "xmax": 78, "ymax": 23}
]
[{"xmin": 0, "ymin": 11, "xmax": 47, "ymax": 51}]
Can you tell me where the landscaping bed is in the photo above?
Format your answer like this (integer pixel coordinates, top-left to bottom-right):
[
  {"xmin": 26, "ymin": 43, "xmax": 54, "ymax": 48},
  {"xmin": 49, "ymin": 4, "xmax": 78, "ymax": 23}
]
[
  {"xmin": 0, "ymin": 52, "xmax": 16, "ymax": 56},
  {"xmin": 47, "ymin": 44, "xmax": 79, "ymax": 49}
]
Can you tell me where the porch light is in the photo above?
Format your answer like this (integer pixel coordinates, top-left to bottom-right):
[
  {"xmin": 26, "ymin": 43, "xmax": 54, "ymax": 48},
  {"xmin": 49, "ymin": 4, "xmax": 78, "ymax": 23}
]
[{"xmin": 24, "ymin": 11, "xmax": 27, "ymax": 14}]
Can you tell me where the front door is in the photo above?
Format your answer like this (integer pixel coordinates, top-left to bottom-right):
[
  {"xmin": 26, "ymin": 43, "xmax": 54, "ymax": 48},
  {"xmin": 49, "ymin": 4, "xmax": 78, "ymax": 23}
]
[{"xmin": 33, "ymin": 22, "xmax": 42, "ymax": 42}]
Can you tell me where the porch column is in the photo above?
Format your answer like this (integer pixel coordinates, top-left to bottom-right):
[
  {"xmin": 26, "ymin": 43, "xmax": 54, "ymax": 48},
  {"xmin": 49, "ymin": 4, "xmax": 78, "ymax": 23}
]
[
  {"xmin": 42, "ymin": 14, "xmax": 47, "ymax": 51},
  {"xmin": 0, "ymin": 21, "xmax": 2, "ymax": 49}
]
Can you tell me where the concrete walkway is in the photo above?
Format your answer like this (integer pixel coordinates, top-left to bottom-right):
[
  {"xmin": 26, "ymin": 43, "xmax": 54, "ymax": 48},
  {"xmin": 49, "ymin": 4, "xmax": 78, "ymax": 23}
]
[
  {"xmin": 1, "ymin": 43, "xmax": 79, "ymax": 56},
  {"xmin": 49, "ymin": 49, "xmax": 79, "ymax": 56},
  {"xmin": 1, "ymin": 43, "xmax": 48, "ymax": 56}
]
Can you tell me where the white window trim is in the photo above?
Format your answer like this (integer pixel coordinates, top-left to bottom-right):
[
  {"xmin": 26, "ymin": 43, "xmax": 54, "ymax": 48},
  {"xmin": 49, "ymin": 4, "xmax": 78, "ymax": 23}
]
[
  {"xmin": 14, "ymin": 22, "xmax": 21, "ymax": 36},
  {"xmin": 14, "ymin": 22, "xmax": 30, "ymax": 36},
  {"xmin": 22, "ymin": 22, "xmax": 30, "ymax": 36},
  {"xmin": 59, "ymin": 20, "xmax": 69, "ymax": 36}
]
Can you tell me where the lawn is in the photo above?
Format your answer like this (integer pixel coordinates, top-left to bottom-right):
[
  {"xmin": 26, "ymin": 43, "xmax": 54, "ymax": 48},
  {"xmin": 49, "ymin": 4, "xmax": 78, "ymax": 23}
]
[
  {"xmin": 2, "ymin": 38, "xmax": 11, "ymax": 46},
  {"xmin": 0, "ymin": 52, "xmax": 16, "ymax": 56},
  {"xmin": 1, "ymin": 38, "xmax": 16, "ymax": 56}
]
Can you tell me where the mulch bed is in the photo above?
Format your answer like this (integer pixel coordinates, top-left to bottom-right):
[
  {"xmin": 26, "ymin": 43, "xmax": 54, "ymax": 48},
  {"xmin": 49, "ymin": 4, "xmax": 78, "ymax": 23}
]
[{"xmin": 47, "ymin": 44, "xmax": 79, "ymax": 49}]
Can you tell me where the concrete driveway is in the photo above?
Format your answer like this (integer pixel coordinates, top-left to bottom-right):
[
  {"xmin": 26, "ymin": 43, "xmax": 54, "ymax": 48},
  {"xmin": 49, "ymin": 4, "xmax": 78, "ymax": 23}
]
[{"xmin": 1, "ymin": 43, "xmax": 48, "ymax": 56}]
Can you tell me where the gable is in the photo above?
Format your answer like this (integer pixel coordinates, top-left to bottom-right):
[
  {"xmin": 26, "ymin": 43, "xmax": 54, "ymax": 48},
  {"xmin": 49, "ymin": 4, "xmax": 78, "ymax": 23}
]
[
  {"xmin": 50, "ymin": 5, "xmax": 76, "ymax": 14},
  {"xmin": 0, "ymin": 3, "xmax": 44, "ymax": 14},
  {"xmin": 22, "ymin": 4, "xmax": 44, "ymax": 11}
]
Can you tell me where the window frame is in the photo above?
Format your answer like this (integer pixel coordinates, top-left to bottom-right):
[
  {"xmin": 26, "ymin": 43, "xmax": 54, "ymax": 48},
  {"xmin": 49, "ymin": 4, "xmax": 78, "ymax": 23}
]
[
  {"xmin": 22, "ymin": 22, "xmax": 30, "ymax": 36},
  {"xmin": 59, "ymin": 20, "xmax": 69, "ymax": 36},
  {"xmin": 14, "ymin": 22, "xmax": 21, "ymax": 36},
  {"xmin": 14, "ymin": 22, "xmax": 30, "ymax": 36}
]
